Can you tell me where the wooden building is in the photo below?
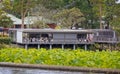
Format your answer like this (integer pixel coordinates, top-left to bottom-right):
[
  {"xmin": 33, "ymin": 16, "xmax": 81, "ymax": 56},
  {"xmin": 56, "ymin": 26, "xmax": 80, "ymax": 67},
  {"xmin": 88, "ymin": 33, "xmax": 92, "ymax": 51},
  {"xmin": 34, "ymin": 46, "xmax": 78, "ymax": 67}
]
[{"xmin": 9, "ymin": 29, "xmax": 119, "ymax": 49}]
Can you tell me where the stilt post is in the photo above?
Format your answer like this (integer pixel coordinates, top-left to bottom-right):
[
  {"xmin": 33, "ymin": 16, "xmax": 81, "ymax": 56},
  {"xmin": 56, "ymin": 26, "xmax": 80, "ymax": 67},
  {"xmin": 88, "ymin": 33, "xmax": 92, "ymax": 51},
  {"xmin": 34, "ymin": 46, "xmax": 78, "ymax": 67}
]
[
  {"xmin": 50, "ymin": 44, "xmax": 52, "ymax": 49},
  {"xmin": 38, "ymin": 44, "xmax": 40, "ymax": 49},
  {"xmin": 73, "ymin": 44, "xmax": 76, "ymax": 50},
  {"xmin": 62, "ymin": 44, "xmax": 64, "ymax": 49},
  {"xmin": 84, "ymin": 44, "xmax": 87, "ymax": 50},
  {"xmin": 25, "ymin": 44, "xmax": 28, "ymax": 50}
]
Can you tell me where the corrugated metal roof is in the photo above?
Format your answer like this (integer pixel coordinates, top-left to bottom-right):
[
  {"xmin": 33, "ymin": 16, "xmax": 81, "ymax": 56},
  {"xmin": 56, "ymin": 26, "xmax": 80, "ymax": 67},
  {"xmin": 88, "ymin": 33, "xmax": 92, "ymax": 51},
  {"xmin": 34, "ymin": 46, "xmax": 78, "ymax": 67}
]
[
  {"xmin": 6, "ymin": 14, "xmax": 28, "ymax": 25},
  {"xmin": 9, "ymin": 28, "xmax": 94, "ymax": 33},
  {"xmin": 24, "ymin": 16, "xmax": 57, "ymax": 24}
]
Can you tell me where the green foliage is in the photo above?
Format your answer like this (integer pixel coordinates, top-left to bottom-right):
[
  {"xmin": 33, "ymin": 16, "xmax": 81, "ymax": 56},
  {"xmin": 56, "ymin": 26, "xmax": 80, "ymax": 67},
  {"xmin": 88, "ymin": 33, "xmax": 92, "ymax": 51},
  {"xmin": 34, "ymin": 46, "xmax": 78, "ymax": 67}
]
[
  {"xmin": 59, "ymin": 0, "xmax": 98, "ymax": 29},
  {"xmin": 7, "ymin": 0, "xmax": 120, "ymax": 29},
  {"xmin": 89, "ymin": 0, "xmax": 120, "ymax": 29},
  {"xmin": 39, "ymin": 0, "xmax": 65, "ymax": 9},
  {"xmin": 30, "ymin": 21, "xmax": 49, "ymax": 29},
  {"xmin": 0, "ymin": 48, "xmax": 120, "ymax": 69},
  {"xmin": 54, "ymin": 7, "xmax": 85, "ymax": 28},
  {"xmin": 10, "ymin": 0, "xmax": 39, "ymax": 28},
  {"xmin": 0, "ymin": 14, "xmax": 13, "ymax": 27},
  {"xmin": 0, "ymin": 37, "xmax": 11, "ymax": 44},
  {"xmin": 0, "ymin": 44, "xmax": 10, "ymax": 49},
  {"xmin": 0, "ymin": 0, "xmax": 12, "ymax": 11},
  {"xmin": 115, "ymin": 29, "xmax": 120, "ymax": 36},
  {"xmin": 90, "ymin": 0, "xmax": 105, "ymax": 16},
  {"xmin": 109, "ymin": 3, "xmax": 120, "ymax": 29},
  {"xmin": 0, "ymin": 0, "xmax": 13, "ymax": 28},
  {"xmin": 11, "ymin": 0, "xmax": 38, "ymax": 17}
]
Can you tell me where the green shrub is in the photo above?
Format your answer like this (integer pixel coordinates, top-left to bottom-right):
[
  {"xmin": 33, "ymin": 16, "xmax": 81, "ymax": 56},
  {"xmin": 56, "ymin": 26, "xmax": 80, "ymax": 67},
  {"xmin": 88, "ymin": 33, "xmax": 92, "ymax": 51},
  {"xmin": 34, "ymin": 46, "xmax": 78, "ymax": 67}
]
[
  {"xmin": 0, "ymin": 37, "xmax": 11, "ymax": 44},
  {"xmin": 0, "ymin": 48, "xmax": 120, "ymax": 69},
  {"xmin": 0, "ymin": 34, "xmax": 9, "ymax": 37},
  {"xmin": 0, "ymin": 44, "xmax": 10, "ymax": 49}
]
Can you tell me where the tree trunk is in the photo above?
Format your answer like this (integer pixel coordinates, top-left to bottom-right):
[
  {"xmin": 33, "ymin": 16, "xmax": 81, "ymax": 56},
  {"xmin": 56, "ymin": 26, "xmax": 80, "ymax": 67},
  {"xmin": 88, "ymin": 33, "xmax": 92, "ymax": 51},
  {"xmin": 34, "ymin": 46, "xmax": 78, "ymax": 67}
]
[
  {"xmin": 21, "ymin": 15, "xmax": 24, "ymax": 28},
  {"xmin": 99, "ymin": 3, "xmax": 102, "ymax": 29},
  {"xmin": 21, "ymin": 0, "xmax": 30, "ymax": 29},
  {"xmin": 21, "ymin": 0, "xmax": 24, "ymax": 28}
]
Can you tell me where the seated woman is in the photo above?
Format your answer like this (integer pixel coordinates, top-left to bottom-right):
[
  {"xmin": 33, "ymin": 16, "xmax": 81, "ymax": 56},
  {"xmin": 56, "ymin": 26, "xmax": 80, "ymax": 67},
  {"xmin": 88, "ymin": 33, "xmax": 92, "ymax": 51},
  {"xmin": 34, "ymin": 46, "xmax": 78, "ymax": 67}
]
[{"xmin": 39, "ymin": 37, "xmax": 44, "ymax": 43}]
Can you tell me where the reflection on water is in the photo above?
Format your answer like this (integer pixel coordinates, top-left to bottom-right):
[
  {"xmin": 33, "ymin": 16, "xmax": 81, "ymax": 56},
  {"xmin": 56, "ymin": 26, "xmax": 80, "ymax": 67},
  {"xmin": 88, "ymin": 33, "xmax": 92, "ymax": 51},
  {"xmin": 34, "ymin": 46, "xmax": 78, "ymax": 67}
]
[{"xmin": 0, "ymin": 67, "xmax": 104, "ymax": 74}]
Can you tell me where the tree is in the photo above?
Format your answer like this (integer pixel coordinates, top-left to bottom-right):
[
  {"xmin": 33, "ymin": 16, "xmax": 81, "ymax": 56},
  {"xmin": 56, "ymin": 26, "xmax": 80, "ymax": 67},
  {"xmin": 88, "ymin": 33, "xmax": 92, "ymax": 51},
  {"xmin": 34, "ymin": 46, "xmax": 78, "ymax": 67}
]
[
  {"xmin": 38, "ymin": 0, "xmax": 65, "ymax": 9},
  {"xmin": 27, "ymin": 0, "xmax": 94, "ymax": 29},
  {"xmin": 10, "ymin": 0, "xmax": 120, "ymax": 30},
  {"xmin": 11, "ymin": 0, "xmax": 38, "ymax": 28},
  {"xmin": 89, "ymin": 0, "xmax": 106, "ymax": 29},
  {"xmin": 29, "ymin": 0, "xmax": 65, "ymax": 29},
  {"xmin": 53, "ymin": 0, "xmax": 98, "ymax": 29},
  {"xmin": 0, "ymin": 14, "xmax": 13, "ymax": 28},
  {"xmin": 0, "ymin": 0, "xmax": 12, "ymax": 16},
  {"xmin": 105, "ymin": 0, "xmax": 120, "ymax": 29},
  {"xmin": 30, "ymin": 20, "xmax": 49, "ymax": 29},
  {"xmin": 53, "ymin": 7, "xmax": 85, "ymax": 28},
  {"xmin": 89, "ymin": 0, "xmax": 120, "ymax": 29},
  {"xmin": 0, "ymin": 0, "xmax": 12, "ymax": 28}
]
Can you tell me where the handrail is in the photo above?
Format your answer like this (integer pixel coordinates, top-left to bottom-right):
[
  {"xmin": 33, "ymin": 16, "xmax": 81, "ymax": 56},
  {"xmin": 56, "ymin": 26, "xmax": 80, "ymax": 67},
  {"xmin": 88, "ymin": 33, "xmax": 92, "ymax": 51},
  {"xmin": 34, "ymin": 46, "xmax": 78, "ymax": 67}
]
[{"xmin": 94, "ymin": 37, "xmax": 117, "ymax": 42}]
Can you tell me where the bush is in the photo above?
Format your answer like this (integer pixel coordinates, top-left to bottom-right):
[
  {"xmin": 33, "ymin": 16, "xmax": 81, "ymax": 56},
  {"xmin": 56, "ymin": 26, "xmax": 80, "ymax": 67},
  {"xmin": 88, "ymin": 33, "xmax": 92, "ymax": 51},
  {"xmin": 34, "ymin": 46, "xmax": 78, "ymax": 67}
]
[
  {"xmin": 0, "ymin": 44, "xmax": 10, "ymax": 49},
  {"xmin": 0, "ymin": 37, "xmax": 11, "ymax": 44},
  {"xmin": 0, "ymin": 48, "xmax": 120, "ymax": 69}
]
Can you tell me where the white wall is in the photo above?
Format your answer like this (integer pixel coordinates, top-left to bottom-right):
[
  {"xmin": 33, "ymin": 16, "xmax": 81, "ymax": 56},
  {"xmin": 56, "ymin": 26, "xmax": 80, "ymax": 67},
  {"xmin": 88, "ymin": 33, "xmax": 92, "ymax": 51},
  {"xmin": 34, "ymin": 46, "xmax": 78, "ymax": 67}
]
[{"xmin": 16, "ymin": 31, "xmax": 22, "ymax": 43}]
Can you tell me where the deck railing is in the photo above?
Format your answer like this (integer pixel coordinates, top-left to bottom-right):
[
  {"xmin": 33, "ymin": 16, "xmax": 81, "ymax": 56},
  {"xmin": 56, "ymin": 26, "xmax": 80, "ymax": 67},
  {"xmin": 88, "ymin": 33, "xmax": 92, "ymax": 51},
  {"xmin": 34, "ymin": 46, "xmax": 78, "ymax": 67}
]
[
  {"xmin": 22, "ymin": 37, "xmax": 120, "ymax": 44},
  {"xmin": 22, "ymin": 38, "xmax": 94, "ymax": 44},
  {"xmin": 94, "ymin": 37, "xmax": 117, "ymax": 43}
]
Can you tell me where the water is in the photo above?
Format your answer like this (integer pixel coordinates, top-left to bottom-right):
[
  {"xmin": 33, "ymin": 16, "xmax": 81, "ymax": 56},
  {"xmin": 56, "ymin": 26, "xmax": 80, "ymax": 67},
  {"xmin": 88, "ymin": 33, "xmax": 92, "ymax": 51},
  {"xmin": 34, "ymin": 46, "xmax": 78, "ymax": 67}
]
[{"xmin": 0, "ymin": 67, "xmax": 104, "ymax": 74}]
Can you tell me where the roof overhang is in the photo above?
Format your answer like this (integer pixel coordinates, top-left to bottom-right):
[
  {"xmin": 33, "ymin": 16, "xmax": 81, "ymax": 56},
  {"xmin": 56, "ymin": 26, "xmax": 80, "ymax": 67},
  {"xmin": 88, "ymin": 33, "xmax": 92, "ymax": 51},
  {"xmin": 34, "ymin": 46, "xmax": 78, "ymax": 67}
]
[{"xmin": 9, "ymin": 29, "xmax": 94, "ymax": 33}]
